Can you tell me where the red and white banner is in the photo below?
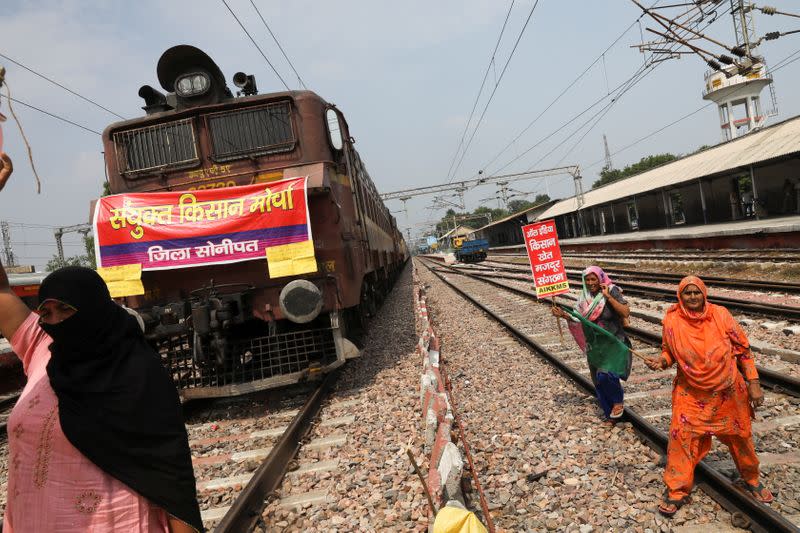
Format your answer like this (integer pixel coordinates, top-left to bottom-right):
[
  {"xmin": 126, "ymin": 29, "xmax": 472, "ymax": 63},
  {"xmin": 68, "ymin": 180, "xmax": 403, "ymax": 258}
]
[
  {"xmin": 93, "ymin": 176, "xmax": 314, "ymax": 273},
  {"xmin": 521, "ymin": 219, "xmax": 569, "ymax": 298}
]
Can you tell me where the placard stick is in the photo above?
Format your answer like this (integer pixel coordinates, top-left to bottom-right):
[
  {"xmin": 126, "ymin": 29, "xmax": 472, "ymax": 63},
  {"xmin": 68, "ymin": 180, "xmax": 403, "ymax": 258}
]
[
  {"xmin": 551, "ymin": 297, "xmax": 564, "ymax": 345},
  {"xmin": 629, "ymin": 347, "xmax": 651, "ymax": 362}
]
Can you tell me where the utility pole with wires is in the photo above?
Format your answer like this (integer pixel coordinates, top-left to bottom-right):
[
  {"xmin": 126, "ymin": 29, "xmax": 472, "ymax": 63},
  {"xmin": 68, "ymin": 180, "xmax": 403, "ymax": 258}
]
[
  {"xmin": 603, "ymin": 134, "xmax": 614, "ymax": 171},
  {"xmin": 1, "ymin": 221, "xmax": 16, "ymax": 266},
  {"xmin": 630, "ymin": 0, "xmax": 799, "ymax": 139},
  {"xmin": 54, "ymin": 223, "xmax": 92, "ymax": 267}
]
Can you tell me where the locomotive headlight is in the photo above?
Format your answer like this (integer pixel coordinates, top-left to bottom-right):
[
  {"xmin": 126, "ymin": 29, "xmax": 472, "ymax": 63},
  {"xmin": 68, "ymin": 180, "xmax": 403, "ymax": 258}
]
[
  {"xmin": 175, "ymin": 72, "xmax": 210, "ymax": 97},
  {"xmin": 279, "ymin": 280, "xmax": 323, "ymax": 324}
]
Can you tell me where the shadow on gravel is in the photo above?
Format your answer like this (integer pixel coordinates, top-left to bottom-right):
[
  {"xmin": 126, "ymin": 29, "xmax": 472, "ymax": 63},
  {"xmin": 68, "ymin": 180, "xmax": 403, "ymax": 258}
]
[
  {"xmin": 180, "ymin": 262, "xmax": 418, "ymax": 423},
  {"xmin": 333, "ymin": 262, "xmax": 418, "ymax": 396}
]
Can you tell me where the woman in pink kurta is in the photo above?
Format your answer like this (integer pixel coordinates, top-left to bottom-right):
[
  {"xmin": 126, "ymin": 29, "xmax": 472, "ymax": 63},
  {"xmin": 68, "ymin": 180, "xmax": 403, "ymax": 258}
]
[
  {"xmin": 5, "ymin": 314, "xmax": 171, "ymax": 532},
  {"xmin": 0, "ymin": 153, "xmax": 201, "ymax": 533}
]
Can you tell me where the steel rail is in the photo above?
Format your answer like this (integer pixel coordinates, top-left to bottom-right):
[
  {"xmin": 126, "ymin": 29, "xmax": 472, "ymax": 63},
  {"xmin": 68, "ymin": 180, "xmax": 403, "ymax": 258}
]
[
  {"xmin": 419, "ymin": 259, "xmax": 800, "ymax": 533},
  {"xmin": 453, "ymin": 265, "xmax": 800, "ymax": 321},
  {"xmin": 489, "ymin": 250, "xmax": 800, "ymax": 263},
  {"xmin": 429, "ymin": 263, "xmax": 800, "ymax": 398},
  {"xmin": 214, "ymin": 372, "xmax": 337, "ymax": 533},
  {"xmin": 625, "ymin": 324, "xmax": 800, "ymax": 399},
  {"xmin": 564, "ymin": 274, "xmax": 800, "ymax": 321},
  {"xmin": 482, "ymin": 260, "xmax": 800, "ymax": 295}
]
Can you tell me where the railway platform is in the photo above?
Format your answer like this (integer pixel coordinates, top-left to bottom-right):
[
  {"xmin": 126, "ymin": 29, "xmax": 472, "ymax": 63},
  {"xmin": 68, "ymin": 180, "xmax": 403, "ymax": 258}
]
[{"xmin": 492, "ymin": 215, "xmax": 800, "ymax": 253}]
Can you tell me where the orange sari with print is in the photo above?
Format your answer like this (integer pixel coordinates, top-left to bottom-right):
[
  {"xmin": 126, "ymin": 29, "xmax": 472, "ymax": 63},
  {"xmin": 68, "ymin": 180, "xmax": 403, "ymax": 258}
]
[{"xmin": 660, "ymin": 276, "xmax": 760, "ymax": 500}]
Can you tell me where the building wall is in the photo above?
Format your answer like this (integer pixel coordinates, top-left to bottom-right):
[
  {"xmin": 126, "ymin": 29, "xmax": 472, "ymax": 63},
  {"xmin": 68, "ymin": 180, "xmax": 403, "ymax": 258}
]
[{"xmin": 542, "ymin": 155, "xmax": 800, "ymax": 241}]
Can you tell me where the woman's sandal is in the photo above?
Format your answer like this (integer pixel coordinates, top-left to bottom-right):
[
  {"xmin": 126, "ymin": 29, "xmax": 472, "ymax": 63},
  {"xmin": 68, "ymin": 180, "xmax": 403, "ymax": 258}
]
[
  {"xmin": 658, "ymin": 496, "xmax": 690, "ymax": 517},
  {"xmin": 745, "ymin": 482, "xmax": 774, "ymax": 503},
  {"xmin": 609, "ymin": 404, "xmax": 624, "ymax": 419}
]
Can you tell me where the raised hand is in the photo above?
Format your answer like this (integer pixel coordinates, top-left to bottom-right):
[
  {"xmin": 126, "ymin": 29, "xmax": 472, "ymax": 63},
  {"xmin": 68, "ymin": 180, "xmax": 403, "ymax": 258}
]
[
  {"xmin": 600, "ymin": 283, "xmax": 611, "ymax": 299},
  {"xmin": 0, "ymin": 152, "xmax": 12, "ymax": 192}
]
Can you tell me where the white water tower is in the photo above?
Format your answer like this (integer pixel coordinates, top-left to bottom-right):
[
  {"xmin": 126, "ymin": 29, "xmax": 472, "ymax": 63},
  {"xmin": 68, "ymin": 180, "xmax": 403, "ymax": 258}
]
[
  {"xmin": 703, "ymin": 65, "xmax": 772, "ymax": 141},
  {"xmin": 702, "ymin": 0, "xmax": 777, "ymax": 141}
]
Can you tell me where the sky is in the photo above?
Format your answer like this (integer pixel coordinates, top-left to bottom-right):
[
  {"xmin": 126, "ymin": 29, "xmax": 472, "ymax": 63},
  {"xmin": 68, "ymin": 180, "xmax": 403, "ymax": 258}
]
[{"xmin": 2, "ymin": 0, "xmax": 800, "ymax": 268}]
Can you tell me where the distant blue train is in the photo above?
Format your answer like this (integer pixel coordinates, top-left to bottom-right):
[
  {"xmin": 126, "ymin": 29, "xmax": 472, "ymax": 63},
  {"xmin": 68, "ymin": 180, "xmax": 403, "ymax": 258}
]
[{"xmin": 454, "ymin": 239, "xmax": 489, "ymax": 263}]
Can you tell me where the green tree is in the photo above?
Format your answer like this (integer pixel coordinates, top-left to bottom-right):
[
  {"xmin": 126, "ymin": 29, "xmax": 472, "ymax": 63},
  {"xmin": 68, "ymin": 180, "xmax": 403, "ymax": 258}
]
[
  {"xmin": 593, "ymin": 153, "xmax": 678, "ymax": 189},
  {"xmin": 46, "ymin": 234, "xmax": 96, "ymax": 271},
  {"xmin": 507, "ymin": 194, "xmax": 551, "ymax": 214},
  {"xmin": 507, "ymin": 199, "xmax": 533, "ymax": 213}
]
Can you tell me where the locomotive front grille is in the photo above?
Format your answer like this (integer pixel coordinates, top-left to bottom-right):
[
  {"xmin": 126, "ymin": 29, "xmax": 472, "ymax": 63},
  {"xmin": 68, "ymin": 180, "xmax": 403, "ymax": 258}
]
[
  {"xmin": 157, "ymin": 327, "xmax": 337, "ymax": 392},
  {"xmin": 113, "ymin": 118, "xmax": 199, "ymax": 174}
]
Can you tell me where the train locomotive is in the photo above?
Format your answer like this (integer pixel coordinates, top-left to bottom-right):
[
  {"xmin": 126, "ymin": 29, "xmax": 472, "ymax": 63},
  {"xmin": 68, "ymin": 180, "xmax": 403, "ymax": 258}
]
[{"xmin": 98, "ymin": 45, "xmax": 407, "ymax": 399}]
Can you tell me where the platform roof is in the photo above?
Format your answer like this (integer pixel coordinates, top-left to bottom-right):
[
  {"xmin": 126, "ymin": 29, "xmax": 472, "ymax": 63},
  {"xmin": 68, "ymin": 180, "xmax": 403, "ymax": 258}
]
[
  {"xmin": 438, "ymin": 225, "xmax": 476, "ymax": 240},
  {"xmin": 474, "ymin": 200, "xmax": 557, "ymax": 232},
  {"xmin": 536, "ymin": 114, "xmax": 800, "ymax": 220}
]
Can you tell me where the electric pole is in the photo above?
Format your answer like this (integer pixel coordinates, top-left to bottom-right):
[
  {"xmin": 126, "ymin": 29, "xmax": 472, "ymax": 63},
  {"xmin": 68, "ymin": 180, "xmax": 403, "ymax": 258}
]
[
  {"xmin": 1, "ymin": 221, "xmax": 16, "ymax": 266},
  {"xmin": 603, "ymin": 134, "xmax": 613, "ymax": 171}
]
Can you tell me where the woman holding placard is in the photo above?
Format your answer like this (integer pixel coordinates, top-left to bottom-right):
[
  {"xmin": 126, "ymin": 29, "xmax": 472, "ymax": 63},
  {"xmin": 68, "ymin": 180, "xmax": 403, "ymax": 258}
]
[{"xmin": 552, "ymin": 266, "xmax": 631, "ymax": 421}]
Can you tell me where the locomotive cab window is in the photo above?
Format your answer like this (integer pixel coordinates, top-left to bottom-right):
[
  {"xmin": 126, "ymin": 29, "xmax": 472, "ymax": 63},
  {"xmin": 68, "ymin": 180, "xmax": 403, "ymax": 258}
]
[
  {"xmin": 326, "ymin": 109, "xmax": 343, "ymax": 151},
  {"xmin": 207, "ymin": 101, "xmax": 295, "ymax": 161}
]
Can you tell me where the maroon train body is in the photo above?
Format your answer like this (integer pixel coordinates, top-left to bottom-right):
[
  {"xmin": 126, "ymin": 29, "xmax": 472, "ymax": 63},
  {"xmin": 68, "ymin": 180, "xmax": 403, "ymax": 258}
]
[{"xmin": 99, "ymin": 46, "xmax": 407, "ymax": 398}]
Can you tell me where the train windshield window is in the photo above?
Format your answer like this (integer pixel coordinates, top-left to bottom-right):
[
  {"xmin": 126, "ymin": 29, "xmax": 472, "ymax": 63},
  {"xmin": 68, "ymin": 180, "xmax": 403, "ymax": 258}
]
[
  {"xmin": 326, "ymin": 109, "xmax": 343, "ymax": 150},
  {"xmin": 207, "ymin": 102, "xmax": 295, "ymax": 161},
  {"xmin": 114, "ymin": 118, "xmax": 199, "ymax": 175}
]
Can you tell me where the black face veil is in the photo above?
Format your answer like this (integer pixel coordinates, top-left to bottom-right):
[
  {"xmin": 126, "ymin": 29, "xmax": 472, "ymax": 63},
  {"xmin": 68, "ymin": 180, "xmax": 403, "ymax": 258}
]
[{"xmin": 40, "ymin": 267, "xmax": 203, "ymax": 532}]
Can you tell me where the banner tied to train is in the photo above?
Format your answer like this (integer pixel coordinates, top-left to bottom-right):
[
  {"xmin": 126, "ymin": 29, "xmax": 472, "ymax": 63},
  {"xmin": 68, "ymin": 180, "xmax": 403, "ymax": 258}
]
[
  {"xmin": 93, "ymin": 176, "xmax": 316, "ymax": 281},
  {"xmin": 521, "ymin": 219, "xmax": 569, "ymax": 298}
]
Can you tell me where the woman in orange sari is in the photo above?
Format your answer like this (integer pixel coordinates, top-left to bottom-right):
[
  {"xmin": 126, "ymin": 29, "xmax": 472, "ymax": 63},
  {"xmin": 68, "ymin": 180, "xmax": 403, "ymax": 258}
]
[{"xmin": 645, "ymin": 276, "xmax": 774, "ymax": 516}]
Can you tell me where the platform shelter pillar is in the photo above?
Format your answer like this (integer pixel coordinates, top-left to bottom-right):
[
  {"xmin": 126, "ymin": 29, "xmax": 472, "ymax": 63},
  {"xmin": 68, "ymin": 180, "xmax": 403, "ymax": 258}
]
[
  {"xmin": 699, "ymin": 180, "xmax": 708, "ymax": 224},
  {"xmin": 749, "ymin": 165, "xmax": 760, "ymax": 220}
]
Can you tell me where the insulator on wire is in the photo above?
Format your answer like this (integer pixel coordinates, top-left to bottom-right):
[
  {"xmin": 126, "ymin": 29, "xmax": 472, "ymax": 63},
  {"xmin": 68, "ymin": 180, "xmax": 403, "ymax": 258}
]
[
  {"xmin": 718, "ymin": 55, "xmax": 734, "ymax": 65},
  {"xmin": 731, "ymin": 45, "xmax": 747, "ymax": 57},
  {"xmin": 707, "ymin": 59, "xmax": 722, "ymax": 71},
  {"xmin": 764, "ymin": 31, "xmax": 780, "ymax": 41},
  {"xmin": 760, "ymin": 6, "xmax": 777, "ymax": 15}
]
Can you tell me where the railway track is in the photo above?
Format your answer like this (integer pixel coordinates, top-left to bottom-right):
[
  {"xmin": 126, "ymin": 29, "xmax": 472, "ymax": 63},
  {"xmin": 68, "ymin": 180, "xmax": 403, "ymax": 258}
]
[
  {"xmin": 186, "ymin": 372, "xmax": 350, "ymax": 532},
  {"xmin": 482, "ymin": 259, "xmax": 800, "ymax": 295},
  {"xmin": 450, "ymin": 261, "xmax": 800, "ymax": 322},
  {"xmin": 419, "ymin": 258, "xmax": 800, "ymax": 533},
  {"xmin": 431, "ymin": 261, "xmax": 800, "ymax": 397},
  {"xmin": 489, "ymin": 248, "xmax": 800, "ymax": 263}
]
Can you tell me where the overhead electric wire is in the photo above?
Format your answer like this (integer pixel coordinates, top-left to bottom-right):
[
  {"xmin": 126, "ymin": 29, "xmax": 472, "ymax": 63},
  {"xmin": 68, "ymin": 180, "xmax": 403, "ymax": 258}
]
[
  {"xmin": 0, "ymin": 52, "xmax": 126, "ymax": 120},
  {"xmin": 432, "ymin": 1, "xmax": 675, "ymax": 215},
  {"xmin": 221, "ymin": 0, "xmax": 291, "ymax": 91},
  {"xmin": 771, "ymin": 47, "xmax": 800, "ymax": 72},
  {"xmin": 444, "ymin": 0, "xmax": 516, "ymax": 183},
  {"xmin": 534, "ymin": 61, "xmax": 661, "ymax": 170},
  {"xmin": 574, "ymin": 45, "xmax": 800, "ymax": 181},
  {"xmin": 0, "ymin": 94, "xmax": 101, "ymax": 135},
  {"xmin": 447, "ymin": 0, "xmax": 542, "ymax": 183},
  {"xmin": 248, "ymin": 0, "xmax": 308, "ymax": 89},
  {"xmin": 464, "ymin": 0, "xmax": 666, "ymax": 183},
  {"xmin": 582, "ymin": 102, "xmax": 712, "ymax": 171},
  {"xmin": 544, "ymin": 6, "xmax": 732, "ymax": 169},
  {"xmin": 487, "ymin": 1, "xmax": 731, "ymax": 177}
]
